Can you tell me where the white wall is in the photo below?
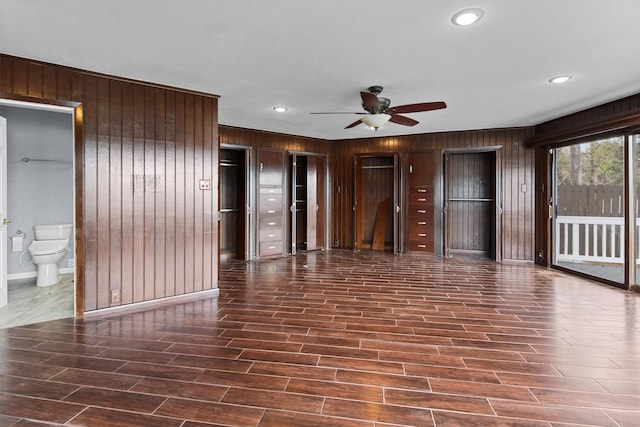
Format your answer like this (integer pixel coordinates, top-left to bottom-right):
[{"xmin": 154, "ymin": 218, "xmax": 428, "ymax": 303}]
[{"xmin": 1, "ymin": 106, "xmax": 74, "ymax": 277}]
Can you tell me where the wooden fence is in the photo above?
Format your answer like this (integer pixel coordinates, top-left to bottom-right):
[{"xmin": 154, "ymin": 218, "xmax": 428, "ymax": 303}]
[{"xmin": 557, "ymin": 185, "xmax": 624, "ymax": 217}]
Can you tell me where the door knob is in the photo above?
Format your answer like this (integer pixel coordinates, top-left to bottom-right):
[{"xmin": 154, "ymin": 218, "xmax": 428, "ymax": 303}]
[{"xmin": 2, "ymin": 218, "xmax": 10, "ymax": 225}]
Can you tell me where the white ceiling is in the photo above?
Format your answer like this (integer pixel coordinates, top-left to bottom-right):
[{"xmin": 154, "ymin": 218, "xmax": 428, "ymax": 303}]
[{"xmin": 1, "ymin": 0, "xmax": 640, "ymax": 140}]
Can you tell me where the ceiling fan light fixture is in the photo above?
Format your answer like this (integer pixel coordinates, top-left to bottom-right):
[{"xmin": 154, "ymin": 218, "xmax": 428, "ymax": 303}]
[
  {"xmin": 361, "ymin": 113, "xmax": 391, "ymax": 130},
  {"xmin": 451, "ymin": 8, "xmax": 484, "ymax": 26}
]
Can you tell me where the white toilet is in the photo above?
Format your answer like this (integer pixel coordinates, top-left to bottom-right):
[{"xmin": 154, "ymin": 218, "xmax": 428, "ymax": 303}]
[{"xmin": 28, "ymin": 224, "xmax": 73, "ymax": 287}]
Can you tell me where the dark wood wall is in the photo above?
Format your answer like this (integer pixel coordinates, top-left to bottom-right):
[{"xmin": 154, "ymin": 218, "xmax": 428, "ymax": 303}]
[
  {"xmin": 219, "ymin": 126, "xmax": 330, "ymax": 256},
  {"xmin": 530, "ymin": 92, "xmax": 640, "ymax": 147},
  {"xmin": 331, "ymin": 128, "xmax": 535, "ymax": 261},
  {"xmin": 0, "ymin": 55, "xmax": 219, "ymax": 313},
  {"xmin": 219, "ymin": 125, "xmax": 329, "ymax": 153}
]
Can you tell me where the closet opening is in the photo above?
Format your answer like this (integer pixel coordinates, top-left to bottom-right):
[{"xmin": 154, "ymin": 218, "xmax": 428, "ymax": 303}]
[
  {"xmin": 354, "ymin": 154, "xmax": 399, "ymax": 253},
  {"xmin": 289, "ymin": 153, "xmax": 326, "ymax": 255},
  {"xmin": 219, "ymin": 147, "xmax": 249, "ymax": 260},
  {"xmin": 444, "ymin": 149, "xmax": 501, "ymax": 261}
]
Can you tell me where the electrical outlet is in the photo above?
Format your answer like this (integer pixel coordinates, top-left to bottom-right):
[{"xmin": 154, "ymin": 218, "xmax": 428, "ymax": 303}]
[
  {"xmin": 111, "ymin": 290, "xmax": 120, "ymax": 304},
  {"xmin": 68, "ymin": 258, "xmax": 75, "ymax": 268},
  {"xmin": 199, "ymin": 179, "xmax": 210, "ymax": 190}
]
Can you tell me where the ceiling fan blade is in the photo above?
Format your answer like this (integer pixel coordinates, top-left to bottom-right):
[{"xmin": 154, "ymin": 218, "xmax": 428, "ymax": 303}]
[
  {"xmin": 389, "ymin": 114, "xmax": 419, "ymax": 127},
  {"xmin": 344, "ymin": 119, "xmax": 363, "ymax": 129},
  {"xmin": 390, "ymin": 101, "xmax": 447, "ymax": 114},
  {"xmin": 310, "ymin": 112, "xmax": 368, "ymax": 115},
  {"xmin": 360, "ymin": 91, "xmax": 381, "ymax": 113}
]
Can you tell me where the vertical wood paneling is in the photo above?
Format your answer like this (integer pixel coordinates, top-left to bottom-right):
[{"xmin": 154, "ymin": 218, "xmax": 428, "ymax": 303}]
[
  {"xmin": 0, "ymin": 55, "xmax": 219, "ymax": 312},
  {"xmin": 83, "ymin": 74, "xmax": 99, "ymax": 309},
  {"xmin": 121, "ymin": 82, "xmax": 134, "ymax": 305},
  {"xmin": 43, "ymin": 66, "xmax": 57, "ymax": 99},
  {"xmin": 218, "ymin": 126, "xmax": 330, "ymax": 252},
  {"xmin": 184, "ymin": 94, "xmax": 195, "ymax": 294},
  {"xmin": 132, "ymin": 83, "xmax": 146, "ymax": 304},
  {"xmin": 331, "ymin": 128, "xmax": 535, "ymax": 260},
  {"xmin": 97, "ymin": 77, "xmax": 111, "ymax": 308},
  {"xmin": 174, "ymin": 92, "xmax": 186, "ymax": 296},
  {"xmin": 109, "ymin": 80, "xmax": 123, "ymax": 299},
  {"xmin": 530, "ymin": 92, "xmax": 640, "ymax": 146},
  {"xmin": 204, "ymin": 97, "xmax": 218, "ymax": 289},
  {"xmin": 193, "ymin": 97, "xmax": 204, "ymax": 291},
  {"xmin": 143, "ymin": 86, "xmax": 156, "ymax": 301},
  {"xmin": 164, "ymin": 90, "xmax": 177, "ymax": 297},
  {"xmin": 154, "ymin": 88, "xmax": 166, "ymax": 299}
]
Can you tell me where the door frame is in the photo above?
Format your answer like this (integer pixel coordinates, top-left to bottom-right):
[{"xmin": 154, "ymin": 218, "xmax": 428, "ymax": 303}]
[
  {"xmin": 289, "ymin": 150, "xmax": 329, "ymax": 254},
  {"xmin": 0, "ymin": 95, "xmax": 83, "ymax": 317},
  {"xmin": 0, "ymin": 116, "xmax": 6, "ymax": 308},
  {"xmin": 219, "ymin": 144, "xmax": 253, "ymax": 264},
  {"xmin": 442, "ymin": 146, "xmax": 502, "ymax": 261}
]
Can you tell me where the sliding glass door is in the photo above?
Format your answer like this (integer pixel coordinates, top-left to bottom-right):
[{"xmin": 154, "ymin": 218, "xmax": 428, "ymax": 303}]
[{"xmin": 553, "ymin": 136, "xmax": 625, "ymax": 284}]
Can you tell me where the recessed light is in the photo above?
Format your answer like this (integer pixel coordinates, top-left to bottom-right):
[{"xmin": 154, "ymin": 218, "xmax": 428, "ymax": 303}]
[
  {"xmin": 451, "ymin": 8, "xmax": 484, "ymax": 26},
  {"xmin": 273, "ymin": 106, "xmax": 288, "ymax": 112},
  {"xmin": 549, "ymin": 75, "xmax": 573, "ymax": 84}
]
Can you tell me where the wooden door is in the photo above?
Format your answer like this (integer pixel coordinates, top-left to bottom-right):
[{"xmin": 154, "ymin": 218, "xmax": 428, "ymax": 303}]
[
  {"xmin": 444, "ymin": 151, "xmax": 499, "ymax": 259},
  {"xmin": 290, "ymin": 154, "xmax": 305, "ymax": 254},
  {"xmin": 306, "ymin": 155, "xmax": 326, "ymax": 251},
  {"xmin": 406, "ymin": 151, "xmax": 435, "ymax": 252},
  {"xmin": 257, "ymin": 148, "xmax": 286, "ymax": 258}
]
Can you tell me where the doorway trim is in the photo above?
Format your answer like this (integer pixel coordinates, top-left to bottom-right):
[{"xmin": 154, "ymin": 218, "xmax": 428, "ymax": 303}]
[
  {"xmin": 0, "ymin": 93, "xmax": 84, "ymax": 318},
  {"xmin": 442, "ymin": 146, "xmax": 502, "ymax": 261}
]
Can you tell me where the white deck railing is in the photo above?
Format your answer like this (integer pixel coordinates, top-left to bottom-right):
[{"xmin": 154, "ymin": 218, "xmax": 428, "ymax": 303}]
[{"xmin": 555, "ymin": 215, "xmax": 629, "ymax": 263}]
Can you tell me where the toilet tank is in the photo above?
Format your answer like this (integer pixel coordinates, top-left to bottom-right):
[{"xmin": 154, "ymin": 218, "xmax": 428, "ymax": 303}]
[{"xmin": 33, "ymin": 224, "xmax": 73, "ymax": 240}]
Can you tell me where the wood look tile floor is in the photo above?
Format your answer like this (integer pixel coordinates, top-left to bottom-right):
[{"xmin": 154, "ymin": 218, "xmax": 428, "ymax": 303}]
[{"xmin": 0, "ymin": 250, "xmax": 639, "ymax": 426}]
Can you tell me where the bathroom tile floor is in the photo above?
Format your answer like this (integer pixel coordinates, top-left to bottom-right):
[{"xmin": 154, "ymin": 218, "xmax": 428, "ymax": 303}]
[
  {"xmin": 0, "ymin": 274, "xmax": 74, "ymax": 329},
  {"xmin": 0, "ymin": 251, "xmax": 639, "ymax": 426}
]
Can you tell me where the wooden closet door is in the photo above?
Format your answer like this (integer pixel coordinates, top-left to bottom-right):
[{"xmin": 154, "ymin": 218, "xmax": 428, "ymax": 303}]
[
  {"xmin": 314, "ymin": 156, "xmax": 326, "ymax": 250},
  {"xmin": 257, "ymin": 148, "xmax": 285, "ymax": 257},
  {"xmin": 406, "ymin": 151, "xmax": 435, "ymax": 252},
  {"xmin": 306, "ymin": 156, "xmax": 326, "ymax": 251}
]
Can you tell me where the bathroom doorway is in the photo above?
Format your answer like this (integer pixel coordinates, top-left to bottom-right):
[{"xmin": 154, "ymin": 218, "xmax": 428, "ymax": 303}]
[{"xmin": 0, "ymin": 99, "xmax": 77, "ymax": 328}]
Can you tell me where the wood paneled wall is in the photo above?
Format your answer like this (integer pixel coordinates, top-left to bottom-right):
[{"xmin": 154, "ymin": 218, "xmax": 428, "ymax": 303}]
[
  {"xmin": 219, "ymin": 125, "xmax": 329, "ymax": 154},
  {"xmin": 0, "ymin": 55, "xmax": 219, "ymax": 313},
  {"xmin": 331, "ymin": 128, "xmax": 535, "ymax": 261},
  {"xmin": 529, "ymin": 92, "xmax": 640, "ymax": 146}
]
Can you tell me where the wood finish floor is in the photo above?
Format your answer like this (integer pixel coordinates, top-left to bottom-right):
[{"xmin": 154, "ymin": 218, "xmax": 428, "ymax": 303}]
[{"xmin": 0, "ymin": 250, "xmax": 639, "ymax": 426}]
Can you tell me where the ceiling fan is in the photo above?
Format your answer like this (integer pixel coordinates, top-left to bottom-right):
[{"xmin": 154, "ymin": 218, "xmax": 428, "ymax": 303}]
[{"xmin": 311, "ymin": 86, "xmax": 446, "ymax": 130}]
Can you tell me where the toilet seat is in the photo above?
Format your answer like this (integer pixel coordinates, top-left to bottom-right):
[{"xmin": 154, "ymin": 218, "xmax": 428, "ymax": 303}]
[{"xmin": 28, "ymin": 239, "xmax": 69, "ymax": 256}]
